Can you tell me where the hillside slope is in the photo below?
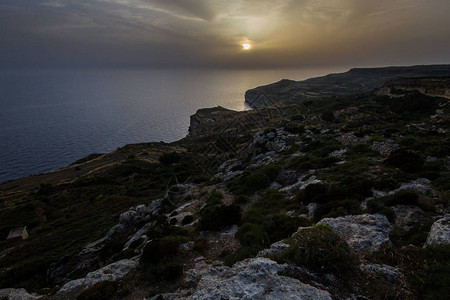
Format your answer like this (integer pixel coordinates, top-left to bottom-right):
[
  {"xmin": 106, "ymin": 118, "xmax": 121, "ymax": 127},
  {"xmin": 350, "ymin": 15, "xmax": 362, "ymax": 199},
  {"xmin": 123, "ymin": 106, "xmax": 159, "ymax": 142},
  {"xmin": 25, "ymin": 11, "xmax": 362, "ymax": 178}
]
[{"xmin": 0, "ymin": 73, "xmax": 449, "ymax": 299}]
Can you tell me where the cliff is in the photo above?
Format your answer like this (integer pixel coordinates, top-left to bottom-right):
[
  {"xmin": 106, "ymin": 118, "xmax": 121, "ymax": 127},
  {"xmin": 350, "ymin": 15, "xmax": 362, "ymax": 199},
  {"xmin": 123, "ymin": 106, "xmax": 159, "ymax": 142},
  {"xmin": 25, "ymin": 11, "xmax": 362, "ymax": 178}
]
[{"xmin": 245, "ymin": 65, "xmax": 450, "ymax": 108}]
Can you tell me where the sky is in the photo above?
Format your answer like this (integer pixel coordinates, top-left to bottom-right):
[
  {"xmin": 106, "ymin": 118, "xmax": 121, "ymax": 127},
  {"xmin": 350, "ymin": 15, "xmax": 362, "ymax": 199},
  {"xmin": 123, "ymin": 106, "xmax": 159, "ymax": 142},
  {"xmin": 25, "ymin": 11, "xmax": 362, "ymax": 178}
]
[{"xmin": 1, "ymin": 0, "xmax": 450, "ymax": 69}]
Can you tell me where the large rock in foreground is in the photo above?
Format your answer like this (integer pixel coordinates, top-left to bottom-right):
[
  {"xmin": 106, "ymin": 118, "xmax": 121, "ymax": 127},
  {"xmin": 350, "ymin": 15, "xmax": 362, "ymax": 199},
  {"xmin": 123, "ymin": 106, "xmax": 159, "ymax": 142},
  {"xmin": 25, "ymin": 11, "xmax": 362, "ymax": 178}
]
[
  {"xmin": 426, "ymin": 217, "xmax": 450, "ymax": 246},
  {"xmin": 57, "ymin": 259, "xmax": 138, "ymax": 295},
  {"xmin": 151, "ymin": 257, "xmax": 332, "ymax": 300},
  {"xmin": 318, "ymin": 214, "xmax": 391, "ymax": 253}
]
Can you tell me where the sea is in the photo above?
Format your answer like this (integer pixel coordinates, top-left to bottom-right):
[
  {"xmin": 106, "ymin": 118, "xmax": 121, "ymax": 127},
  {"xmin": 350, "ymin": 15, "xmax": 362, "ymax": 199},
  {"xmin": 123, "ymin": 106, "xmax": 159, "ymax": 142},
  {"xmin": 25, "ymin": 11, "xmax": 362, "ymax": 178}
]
[{"xmin": 0, "ymin": 67, "xmax": 344, "ymax": 183}]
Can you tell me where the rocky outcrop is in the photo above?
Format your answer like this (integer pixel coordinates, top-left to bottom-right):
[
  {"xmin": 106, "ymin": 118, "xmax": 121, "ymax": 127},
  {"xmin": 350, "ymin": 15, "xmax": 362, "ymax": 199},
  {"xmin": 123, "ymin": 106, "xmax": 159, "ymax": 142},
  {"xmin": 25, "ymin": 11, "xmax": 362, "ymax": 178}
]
[
  {"xmin": 378, "ymin": 77, "xmax": 450, "ymax": 99},
  {"xmin": 0, "ymin": 288, "xmax": 41, "ymax": 300},
  {"xmin": 150, "ymin": 257, "xmax": 332, "ymax": 300},
  {"xmin": 360, "ymin": 264, "xmax": 403, "ymax": 284},
  {"xmin": 57, "ymin": 259, "xmax": 138, "ymax": 295},
  {"xmin": 426, "ymin": 217, "xmax": 450, "ymax": 246},
  {"xmin": 257, "ymin": 241, "xmax": 290, "ymax": 258},
  {"xmin": 371, "ymin": 139, "xmax": 400, "ymax": 156},
  {"xmin": 188, "ymin": 106, "xmax": 237, "ymax": 132},
  {"xmin": 318, "ymin": 214, "xmax": 391, "ymax": 253}
]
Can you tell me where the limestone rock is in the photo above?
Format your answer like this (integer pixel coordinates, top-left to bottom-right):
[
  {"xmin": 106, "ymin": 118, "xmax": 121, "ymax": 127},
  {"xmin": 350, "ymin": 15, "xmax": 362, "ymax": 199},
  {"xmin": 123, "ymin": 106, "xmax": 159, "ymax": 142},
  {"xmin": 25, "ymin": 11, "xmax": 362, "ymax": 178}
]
[
  {"xmin": 0, "ymin": 288, "xmax": 41, "ymax": 300},
  {"xmin": 257, "ymin": 241, "xmax": 290, "ymax": 258},
  {"xmin": 360, "ymin": 264, "xmax": 402, "ymax": 283},
  {"xmin": 58, "ymin": 259, "xmax": 138, "ymax": 295},
  {"xmin": 391, "ymin": 205, "xmax": 426, "ymax": 230},
  {"xmin": 371, "ymin": 139, "xmax": 399, "ymax": 156},
  {"xmin": 426, "ymin": 217, "xmax": 450, "ymax": 245},
  {"xmin": 307, "ymin": 202, "xmax": 318, "ymax": 220},
  {"xmin": 119, "ymin": 210, "xmax": 137, "ymax": 224},
  {"xmin": 280, "ymin": 173, "xmax": 321, "ymax": 195},
  {"xmin": 150, "ymin": 258, "xmax": 332, "ymax": 300},
  {"xmin": 318, "ymin": 214, "xmax": 391, "ymax": 253},
  {"xmin": 396, "ymin": 178, "xmax": 435, "ymax": 196}
]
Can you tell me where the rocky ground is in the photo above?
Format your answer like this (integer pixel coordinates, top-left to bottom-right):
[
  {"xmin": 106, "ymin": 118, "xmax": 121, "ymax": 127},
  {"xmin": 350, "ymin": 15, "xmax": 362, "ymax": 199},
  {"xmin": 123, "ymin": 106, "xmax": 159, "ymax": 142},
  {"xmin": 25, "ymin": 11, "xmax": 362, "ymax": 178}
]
[{"xmin": 1, "ymin": 68, "xmax": 450, "ymax": 299}]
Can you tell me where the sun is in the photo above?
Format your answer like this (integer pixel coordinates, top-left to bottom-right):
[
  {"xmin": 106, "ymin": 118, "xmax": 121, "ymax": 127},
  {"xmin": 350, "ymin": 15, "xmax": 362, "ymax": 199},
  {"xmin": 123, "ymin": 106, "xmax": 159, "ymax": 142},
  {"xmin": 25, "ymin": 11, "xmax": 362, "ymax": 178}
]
[{"xmin": 242, "ymin": 43, "xmax": 251, "ymax": 50}]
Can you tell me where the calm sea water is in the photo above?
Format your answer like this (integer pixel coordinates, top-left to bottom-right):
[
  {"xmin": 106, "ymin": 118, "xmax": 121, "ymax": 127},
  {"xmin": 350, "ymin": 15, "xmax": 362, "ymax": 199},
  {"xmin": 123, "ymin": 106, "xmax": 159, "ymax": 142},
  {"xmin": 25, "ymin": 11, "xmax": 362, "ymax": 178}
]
[{"xmin": 0, "ymin": 68, "xmax": 343, "ymax": 183}]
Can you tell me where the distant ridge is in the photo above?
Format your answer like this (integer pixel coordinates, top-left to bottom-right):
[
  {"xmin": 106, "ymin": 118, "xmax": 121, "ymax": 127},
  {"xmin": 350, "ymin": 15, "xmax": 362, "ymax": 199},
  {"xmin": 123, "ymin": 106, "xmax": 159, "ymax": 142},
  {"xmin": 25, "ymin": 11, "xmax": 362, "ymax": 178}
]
[{"xmin": 245, "ymin": 64, "xmax": 450, "ymax": 108}]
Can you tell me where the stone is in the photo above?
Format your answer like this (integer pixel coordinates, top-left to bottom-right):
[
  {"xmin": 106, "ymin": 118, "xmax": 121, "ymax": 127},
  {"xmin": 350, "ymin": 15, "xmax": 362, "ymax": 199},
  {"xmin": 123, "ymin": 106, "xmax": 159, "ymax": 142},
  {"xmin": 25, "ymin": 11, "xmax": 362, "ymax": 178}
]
[
  {"xmin": 218, "ymin": 159, "xmax": 243, "ymax": 173},
  {"xmin": 257, "ymin": 241, "xmax": 290, "ymax": 257},
  {"xmin": 371, "ymin": 139, "xmax": 400, "ymax": 156},
  {"xmin": 360, "ymin": 264, "xmax": 402, "ymax": 283},
  {"xmin": 0, "ymin": 288, "xmax": 41, "ymax": 300},
  {"xmin": 124, "ymin": 222, "xmax": 153, "ymax": 249},
  {"xmin": 269, "ymin": 182, "xmax": 283, "ymax": 189},
  {"xmin": 329, "ymin": 149, "xmax": 347, "ymax": 157},
  {"xmin": 119, "ymin": 210, "xmax": 137, "ymax": 224},
  {"xmin": 426, "ymin": 217, "xmax": 450, "ymax": 246},
  {"xmin": 149, "ymin": 258, "xmax": 332, "ymax": 300},
  {"xmin": 57, "ymin": 259, "xmax": 138, "ymax": 295},
  {"xmin": 280, "ymin": 174, "xmax": 321, "ymax": 195},
  {"xmin": 307, "ymin": 202, "xmax": 318, "ymax": 220},
  {"xmin": 318, "ymin": 214, "xmax": 391, "ymax": 253},
  {"xmin": 391, "ymin": 205, "xmax": 426, "ymax": 230},
  {"xmin": 396, "ymin": 178, "xmax": 435, "ymax": 196}
]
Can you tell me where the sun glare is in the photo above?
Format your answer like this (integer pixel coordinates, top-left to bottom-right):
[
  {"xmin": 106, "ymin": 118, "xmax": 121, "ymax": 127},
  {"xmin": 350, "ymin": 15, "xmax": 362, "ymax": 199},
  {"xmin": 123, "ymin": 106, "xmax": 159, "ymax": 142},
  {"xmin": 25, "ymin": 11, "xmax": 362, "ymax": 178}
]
[{"xmin": 242, "ymin": 43, "xmax": 251, "ymax": 50}]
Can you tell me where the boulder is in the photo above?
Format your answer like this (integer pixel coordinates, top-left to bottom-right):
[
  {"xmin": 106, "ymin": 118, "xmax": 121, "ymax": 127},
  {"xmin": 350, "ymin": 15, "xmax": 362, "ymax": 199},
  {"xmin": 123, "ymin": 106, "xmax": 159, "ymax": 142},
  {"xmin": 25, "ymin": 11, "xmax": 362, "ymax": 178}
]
[
  {"xmin": 58, "ymin": 259, "xmax": 138, "ymax": 295},
  {"xmin": 391, "ymin": 205, "xmax": 426, "ymax": 230},
  {"xmin": 307, "ymin": 202, "xmax": 318, "ymax": 220},
  {"xmin": 396, "ymin": 178, "xmax": 435, "ymax": 196},
  {"xmin": 119, "ymin": 210, "xmax": 137, "ymax": 224},
  {"xmin": 371, "ymin": 139, "xmax": 400, "ymax": 156},
  {"xmin": 0, "ymin": 288, "xmax": 41, "ymax": 300},
  {"xmin": 257, "ymin": 241, "xmax": 290, "ymax": 257},
  {"xmin": 426, "ymin": 217, "xmax": 450, "ymax": 246},
  {"xmin": 149, "ymin": 258, "xmax": 332, "ymax": 300},
  {"xmin": 318, "ymin": 214, "xmax": 391, "ymax": 253},
  {"xmin": 360, "ymin": 264, "xmax": 402, "ymax": 283}
]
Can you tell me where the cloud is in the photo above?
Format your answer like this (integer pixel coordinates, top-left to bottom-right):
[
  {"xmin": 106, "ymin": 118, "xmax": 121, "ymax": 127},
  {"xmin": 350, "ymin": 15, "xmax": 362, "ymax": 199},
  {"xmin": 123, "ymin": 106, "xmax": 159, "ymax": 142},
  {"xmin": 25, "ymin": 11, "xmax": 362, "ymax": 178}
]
[{"xmin": 1, "ymin": 0, "xmax": 449, "ymax": 68}]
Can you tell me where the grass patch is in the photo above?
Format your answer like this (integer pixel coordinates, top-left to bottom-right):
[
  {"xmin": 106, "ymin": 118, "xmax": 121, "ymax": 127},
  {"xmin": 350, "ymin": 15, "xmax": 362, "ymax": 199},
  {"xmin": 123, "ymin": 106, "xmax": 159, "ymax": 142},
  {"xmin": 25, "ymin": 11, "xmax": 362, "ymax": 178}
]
[{"xmin": 371, "ymin": 245, "xmax": 450, "ymax": 299}]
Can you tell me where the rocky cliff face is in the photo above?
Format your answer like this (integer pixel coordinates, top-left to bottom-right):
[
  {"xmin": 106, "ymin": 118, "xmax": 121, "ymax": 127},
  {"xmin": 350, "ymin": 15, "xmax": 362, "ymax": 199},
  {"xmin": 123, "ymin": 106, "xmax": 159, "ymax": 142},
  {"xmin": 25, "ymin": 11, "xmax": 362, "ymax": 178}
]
[
  {"xmin": 245, "ymin": 65, "xmax": 450, "ymax": 108},
  {"xmin": 377, "ymin": 77, "xmax": 450, "ymax": 99}
]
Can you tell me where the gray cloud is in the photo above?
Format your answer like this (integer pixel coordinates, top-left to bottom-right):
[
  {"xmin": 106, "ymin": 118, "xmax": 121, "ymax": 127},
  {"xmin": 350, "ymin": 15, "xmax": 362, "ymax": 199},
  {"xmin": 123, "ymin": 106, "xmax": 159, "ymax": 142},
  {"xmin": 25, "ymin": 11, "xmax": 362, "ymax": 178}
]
[{"xmin": 1, "ymin": 0, "xmax": 449, "ymax": 69}]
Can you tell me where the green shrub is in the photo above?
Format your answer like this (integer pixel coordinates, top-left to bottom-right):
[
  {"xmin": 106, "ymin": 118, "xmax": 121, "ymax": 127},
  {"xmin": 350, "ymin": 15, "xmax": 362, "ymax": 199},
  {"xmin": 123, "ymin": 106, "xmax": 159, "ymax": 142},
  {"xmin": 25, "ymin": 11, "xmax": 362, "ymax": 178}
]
[
  {"xmin": 297, "ymin": 183, "xmax": 330, "ymax": 204},
  {"xmin": 282, "ymin": 227, "xmax": 355, "ymax": 274},
  {"xmin": 385, "ymin": 149, "xmax": 424, "ymax": 173},
  {"xmin": 227, "ymin": 164, "xmax": 281, "ymax": 195},
  {"xmin": 262, "ymin": 215, "xmax": 309, "ymax": 243},
  {"xmin": 366, "ymin": 199, "xmax": 396, "ymax": 222},
  {"xmin": 314, "ymin": 199, "xmax": 361, "ymax": 221},
  {"xmin": 77, "ymin": 281, "xmax": 118, "ymax": 300},
  {"xmin": 159, "ymin": 152, "xmax": 181, "ymax": 165},
  {"xmin": 384, "ymin": 190, "xmax": 419, "ymax": 206},
  {"xmin": 233, "ymin": 195, "xmax": 250, "ymax": 205},
  {"xmin": 321, "ymin": 111, "xmax": 335, "ymax": 122},
  {"xmin": 434, "ymin": 177, "xmax": 450, "ymax": 191},
  {"xmin": 198, "ymin": 204, "xmax": 241, "ymax": 231},
  {"xmin": 236, "ymin": 223, "xmax": 270, "ymax": 248},
  {"xmin": 371, "ymin": 245, "xmax": 450, "ymax": 299},
  {"xmin": 140, "ymin": 235, "xmax": 188, "ymax": 265},
  {"xmin": 204, "ymin": 190, "xmax": 223, "ymax": 207},
  {"xmin": 390, "ymin": 221, "xmax": 434, "ymax": 247}
]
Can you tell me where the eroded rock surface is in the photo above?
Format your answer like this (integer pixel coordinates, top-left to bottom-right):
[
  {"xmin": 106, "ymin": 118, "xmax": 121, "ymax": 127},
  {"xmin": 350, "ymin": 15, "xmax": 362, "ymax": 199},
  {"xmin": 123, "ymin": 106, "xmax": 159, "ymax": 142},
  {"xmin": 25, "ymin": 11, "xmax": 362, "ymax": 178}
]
[
  {"xmin": 426, "ymin": 217, "xmax": 450, "ymax": 245},
  {"xmin": 318, "ymin": 214, "xmax": 391, "ymax": 253},
  {"xmin": 57, "ymin": 259, "xmax": 138, "ymax": 295},
  {"xmin": 0, "ymin": 288, "xmax": 41, "ymax": 300},
  {"xmin": 150, "ymin": 257, "xmax": 332, "ymax": 300}
]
